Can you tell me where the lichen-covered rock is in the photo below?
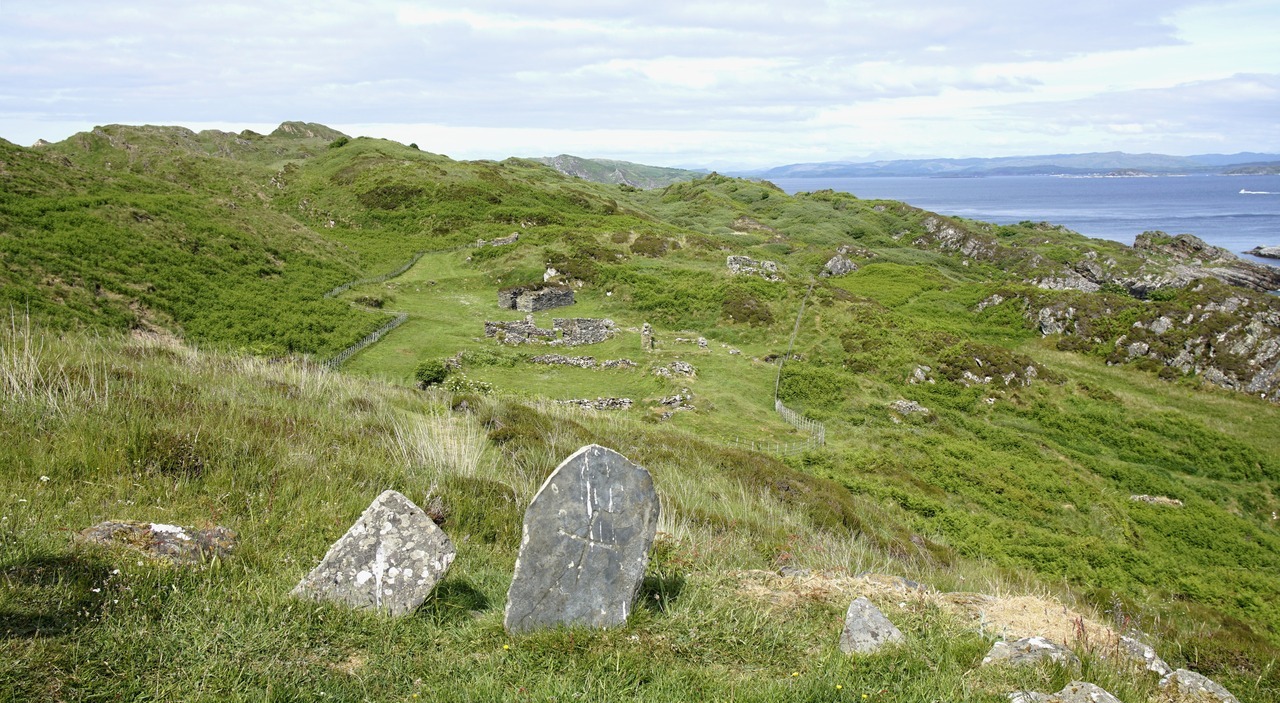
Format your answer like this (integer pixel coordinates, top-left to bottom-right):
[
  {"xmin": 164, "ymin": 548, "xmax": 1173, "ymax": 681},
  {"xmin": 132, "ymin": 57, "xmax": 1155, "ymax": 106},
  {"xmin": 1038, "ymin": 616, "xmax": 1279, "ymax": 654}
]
[
  {"xmin": 1119, "ymin": 635, "xmax": 1172, "ymax": 675},
  {"xmin": 821, "ymin": 254, "xmax": 858, "ymax": 278},
  {"xmin": 1158, "ymin": 669, "xmax": 1239, "ymax": 703},
  {"xmin": 76, "ymin": 520, "xmax": 237, "ymax": 565},
  {"xmin": 982, "ymin": 636, "xmax": 1079, "ymax": 668},
  {"xmin": 888, "ymin": 399, "xmax": 930, "ymax": 415},
  {"xmin": 839, "ymin": 597, "xmax": 905, "ymax": 654},
  {"xmin": 504, "ymin": 445, "xmax": 659, "ymax": 633},
  {"xmin": 291, "ymin": 490, "xmax": 454, "ymax": 616},
  {"xmin": 1009, "ymin": 681, "xmax": 1121, "ymax": 703},
  {"xmin": 727, "ymin": 255, "xmax": 782, "ymax": 281}
]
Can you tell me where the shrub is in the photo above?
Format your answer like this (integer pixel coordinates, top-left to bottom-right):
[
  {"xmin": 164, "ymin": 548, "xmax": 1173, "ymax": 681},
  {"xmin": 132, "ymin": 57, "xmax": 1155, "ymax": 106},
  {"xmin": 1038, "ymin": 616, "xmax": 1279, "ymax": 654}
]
[
  {"xmin": 328, "ymin": 136, "xmax": 350, "ymax": 149},
  {"xmin": 722, "ymin": 291, "xmax": 773, "ymax": 326},
  {"xmin": 414, "ymin": 359, "xmax": 451, "ymax": 388}
]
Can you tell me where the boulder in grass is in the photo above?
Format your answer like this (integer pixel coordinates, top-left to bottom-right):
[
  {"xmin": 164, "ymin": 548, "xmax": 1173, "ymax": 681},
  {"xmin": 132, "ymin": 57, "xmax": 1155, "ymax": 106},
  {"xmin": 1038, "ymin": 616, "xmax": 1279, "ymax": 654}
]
[
  {"xmin": 839, "ymin": 596, "xmax": 905, "ymax": 654},
  {"xmin": 1008, "ymin": 681, "xmax": 1121, "ymax": 703},
  {"xmin": 291, "ymin": 490, "xmax": 455, "ymax": 616},
  {"xmin": 1158, "ymin": 669, "xmax": 1239, "ymax": 703},
  {"xmin": 1119, "ymin": 635, "xmax": 1171, "ymax": 676},
  {"xmin": 982, "ymin": 636, "xmax": 1080, "ymax": 668}
]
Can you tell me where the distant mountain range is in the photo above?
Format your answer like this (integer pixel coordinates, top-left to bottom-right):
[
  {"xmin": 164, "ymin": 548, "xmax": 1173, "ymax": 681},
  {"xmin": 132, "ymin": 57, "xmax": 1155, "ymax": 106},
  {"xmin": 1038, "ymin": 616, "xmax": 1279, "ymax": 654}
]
[{"xmin": 740, "ymin": 152, "xmax": 1280, "ymax": 179}]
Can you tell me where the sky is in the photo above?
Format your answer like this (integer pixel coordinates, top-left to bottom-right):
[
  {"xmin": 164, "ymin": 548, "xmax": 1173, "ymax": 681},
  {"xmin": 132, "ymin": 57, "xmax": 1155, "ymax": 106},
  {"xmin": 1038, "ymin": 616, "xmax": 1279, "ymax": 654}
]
[{"xmin": 2, "ymin": 1, "xmax": 1278, "ymax": 169}]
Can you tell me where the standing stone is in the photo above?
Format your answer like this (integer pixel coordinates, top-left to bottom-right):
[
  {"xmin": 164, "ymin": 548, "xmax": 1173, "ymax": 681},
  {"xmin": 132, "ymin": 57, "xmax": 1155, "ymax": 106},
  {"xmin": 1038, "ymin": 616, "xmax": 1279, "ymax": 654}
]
[
  {"xmin": 291, "ymin": 490, "xmax": 454, "ymax": 616},
  {"xmin": 840, "ymin": 596, "xmax": 905, "ymax": 654},
  {"xmin": 504, "ymin": 445, "xmax": 659, "ymax": 634},
  {"xmin": 641, "ymin": 323, "xmax": 654, "ymax": 352}
]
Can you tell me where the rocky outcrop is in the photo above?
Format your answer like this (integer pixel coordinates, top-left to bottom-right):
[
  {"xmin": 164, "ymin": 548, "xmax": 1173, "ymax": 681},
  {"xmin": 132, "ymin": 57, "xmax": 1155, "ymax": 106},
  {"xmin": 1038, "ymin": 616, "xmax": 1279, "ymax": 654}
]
[
  {"xmin": 913, "ymin": 216, "xmax": 998, "ymax": 260},
  {"xmin": 1133, "ymin": 232, "xmax": 1280, "ymax": 293},
  {"xmin": 727, "ymin": 255, "xmax": 782, "ymax": 281},
  {"xmin": 1005, "ymin": 285, "xmax": 1280, "ymax": 401},
  {"xmin": 1248, "ymin": 245, "xmax": 1280, "ymax": 260},
  {"xmin": 982, "ymin": 636, "xmax": 1079, "ymax": 668},
  {"xmin": 821, "ymin": 245, "xmax": 874, "ymax": 278}
]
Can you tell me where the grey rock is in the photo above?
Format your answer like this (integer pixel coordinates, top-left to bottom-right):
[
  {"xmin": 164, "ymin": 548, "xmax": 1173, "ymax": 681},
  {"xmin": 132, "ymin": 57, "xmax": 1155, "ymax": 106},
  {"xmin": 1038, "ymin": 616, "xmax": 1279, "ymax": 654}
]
[
  {"xmin": 839, "ymin": 597, "xmax": 905, "ymax": 654},
  {"xmin": 76, "ymin": 520, "xmax": 237, "ymax": 565},
  {"xmin": 888, "ymin": 399, "xmax": 930, "ymax": 415},
  {"xmin": 727, "ymin": 255, "xmax": 782, "ymax": 281},
  {"xmin": 291, "ymin": 490, "xmax": 454, "ymax": 616},
  {"xmin": 1249, "ymin": 245, "xmax": 1280, "ymax": 260},
  {"xmin": 1011, "ymin": 682, "xmax": 1120, "ymax": 703},
  {"xmin": 821, "ymin": 254, "xmax": 858, "ymax": 278},
  {"xmin": 982, "ymin": 636, "xmax": 1080, "ymax": 667},
  {"xmin": 1159, "ymin": 669, "xmax": 1239, "ymax": 703},
  {"xmin": 504, "ymin": 445, "xmax": 659, "ymax": 633},
  {"xmin": 1119, "ymin": 635, "xmax": 1172, "ymax": 675}
]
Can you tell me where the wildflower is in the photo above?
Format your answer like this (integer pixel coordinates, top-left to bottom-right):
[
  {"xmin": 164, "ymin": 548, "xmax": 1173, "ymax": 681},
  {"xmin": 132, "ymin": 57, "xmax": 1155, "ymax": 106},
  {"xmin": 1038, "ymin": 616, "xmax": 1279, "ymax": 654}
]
[
  {"xmin": 791, "ymin": 672, "xmax": 800, "ymax": 677},
  {"xmin": 39, "ymin": 476, "xmax": 50, "ymax": 482},
  {"xmin": 503, "ymin": 644, "xmax": 510, "ymax": 650},
  {"xmin": 836, "ymin": 685, "xmax": 843, "ymax": 690}
]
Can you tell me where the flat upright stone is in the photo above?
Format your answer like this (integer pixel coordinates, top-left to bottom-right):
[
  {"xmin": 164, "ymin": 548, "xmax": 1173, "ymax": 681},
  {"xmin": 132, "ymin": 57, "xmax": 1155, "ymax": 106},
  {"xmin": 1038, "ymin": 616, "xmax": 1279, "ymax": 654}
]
[
  {"xmin": 1119, "ymin": 635, "xmax": 1171, "ymax": 676},
  {"xmin": 982, "ymin": 636, "xmax": 1080, "ymax": 668},
  {"xmin": 291, "ymin": 490, "xmax": 454, "ymax": 616},
  {"xmin": 504, "ymin": 444, "xmax": 659, "ymax": 634},
  {"xmin": 1159, "ymin": 669, "xmax": 1239, "ymax": 703},
  {"xmin": 840, "ymin": 596, "xmax": 905, "ymax": 654}
]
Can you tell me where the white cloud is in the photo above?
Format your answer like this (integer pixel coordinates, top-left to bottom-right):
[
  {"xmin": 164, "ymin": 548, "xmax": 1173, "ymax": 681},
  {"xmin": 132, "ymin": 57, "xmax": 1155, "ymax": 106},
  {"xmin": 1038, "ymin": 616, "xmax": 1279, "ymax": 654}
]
[{"xmin": 1, "ymin": 0, "xmax": 1276, "ymax": 163}]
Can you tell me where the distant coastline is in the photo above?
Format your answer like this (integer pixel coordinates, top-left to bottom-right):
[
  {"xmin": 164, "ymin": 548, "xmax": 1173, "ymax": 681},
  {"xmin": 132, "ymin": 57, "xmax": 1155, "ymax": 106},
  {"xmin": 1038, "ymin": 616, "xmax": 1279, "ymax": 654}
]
[{"xmin": 769, "ymin": 174, "xmax": 1280, "ymax": 267}]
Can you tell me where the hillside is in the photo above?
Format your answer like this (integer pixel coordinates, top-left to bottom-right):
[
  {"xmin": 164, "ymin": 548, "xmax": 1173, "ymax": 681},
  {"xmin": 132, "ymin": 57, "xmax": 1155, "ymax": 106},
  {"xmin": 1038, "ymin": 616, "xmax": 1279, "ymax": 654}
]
[
  {"xmin": 536, "ymin": 154, "xmax": 704, "ymax": 188},
  {"xmin": 2, "ymin": 124, "xmax": 1279, "ymax": 701}
]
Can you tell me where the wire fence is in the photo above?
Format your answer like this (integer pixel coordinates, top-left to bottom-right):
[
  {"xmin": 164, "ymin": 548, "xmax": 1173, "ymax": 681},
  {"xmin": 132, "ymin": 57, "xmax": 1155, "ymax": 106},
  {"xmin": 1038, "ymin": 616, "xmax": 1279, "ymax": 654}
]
[
  {"xmin": 723, "ymin": 281, "xmax": 827, "ymax": 457},
  {"xmin": 324, "ymin": 251, "xmax": 427, "ymax": 299},
  {"xmin": 321, "ymin": 250, "xmax": 436, "ymax": 368},
  {"xmin": 324, "ymin": 313, "xmax": 408, "ymax": 369}
]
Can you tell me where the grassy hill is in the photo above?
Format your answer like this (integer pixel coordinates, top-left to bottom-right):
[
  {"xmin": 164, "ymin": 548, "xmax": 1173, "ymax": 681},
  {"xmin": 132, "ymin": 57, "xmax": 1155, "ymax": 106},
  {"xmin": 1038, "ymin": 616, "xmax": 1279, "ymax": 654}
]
[
  {"xmin": 1, "ymin": 124, "xmax": 1278, "ymax": 701},
  {"xmin": 536, "ymin": 154, "xmax": 704, "ymax": 189}
]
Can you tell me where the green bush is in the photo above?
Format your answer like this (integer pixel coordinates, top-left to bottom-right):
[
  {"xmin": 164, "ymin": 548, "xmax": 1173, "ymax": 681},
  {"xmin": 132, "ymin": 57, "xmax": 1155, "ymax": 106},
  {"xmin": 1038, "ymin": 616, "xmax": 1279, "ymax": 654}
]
[{"xmin": 414, "ymin": 359, "xmax": 451, "ymax": 388}]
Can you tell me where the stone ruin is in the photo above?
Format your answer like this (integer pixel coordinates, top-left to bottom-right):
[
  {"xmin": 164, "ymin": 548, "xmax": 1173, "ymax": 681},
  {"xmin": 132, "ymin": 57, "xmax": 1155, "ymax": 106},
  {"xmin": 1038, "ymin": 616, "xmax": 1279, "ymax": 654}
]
[
  {"xmin": 485, "ymin": 316, "xmax": 617, "ymax": 346},
  {"xmin": 477, "ymin": 232, "xmax": 519, "ymax": 247},
  {"xmin": 498, "ymin": 283, "xmax": 575, "ymax": 312},
  {"xmin": 504, "ymin": 445, "xmax": 659, "ymax": 633}
]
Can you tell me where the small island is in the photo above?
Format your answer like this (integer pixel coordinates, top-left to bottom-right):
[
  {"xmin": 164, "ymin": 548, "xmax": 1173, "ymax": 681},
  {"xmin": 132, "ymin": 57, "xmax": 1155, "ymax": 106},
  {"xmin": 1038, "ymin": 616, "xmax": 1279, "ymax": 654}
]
[{"xmin": 1247, "ymin": 245, "xmax": 1280, "ymax": 260}]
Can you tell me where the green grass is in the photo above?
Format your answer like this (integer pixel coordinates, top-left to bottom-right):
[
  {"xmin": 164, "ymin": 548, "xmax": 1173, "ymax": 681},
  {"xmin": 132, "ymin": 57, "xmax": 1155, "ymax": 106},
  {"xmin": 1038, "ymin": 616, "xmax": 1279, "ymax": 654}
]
[{"xmin": 4, "ymin": 125, "xmax": 1280, "ymax": 701}]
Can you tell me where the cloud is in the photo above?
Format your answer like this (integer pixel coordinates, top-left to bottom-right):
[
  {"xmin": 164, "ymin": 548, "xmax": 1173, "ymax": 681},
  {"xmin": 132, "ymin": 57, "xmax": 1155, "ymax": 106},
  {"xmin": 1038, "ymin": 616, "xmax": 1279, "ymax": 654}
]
[{"xmin": 0, "ymin": 0, "xmax": 1275, "ymax": 162}]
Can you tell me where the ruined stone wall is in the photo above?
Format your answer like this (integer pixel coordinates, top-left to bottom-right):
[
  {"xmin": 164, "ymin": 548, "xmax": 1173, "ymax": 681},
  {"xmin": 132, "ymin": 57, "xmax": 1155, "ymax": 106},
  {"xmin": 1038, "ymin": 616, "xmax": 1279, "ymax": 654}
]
[{"xmin": 497, "ymin": 284, "xmax": 575, "ymax": 312}]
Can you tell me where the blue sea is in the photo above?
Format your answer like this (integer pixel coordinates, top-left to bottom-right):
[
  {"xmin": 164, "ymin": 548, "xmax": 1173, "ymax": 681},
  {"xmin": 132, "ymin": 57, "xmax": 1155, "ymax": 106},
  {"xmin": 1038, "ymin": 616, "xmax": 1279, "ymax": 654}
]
[{"xmin": 769, "ymin": 174, "xmax": 1280, "ymax": 266}]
